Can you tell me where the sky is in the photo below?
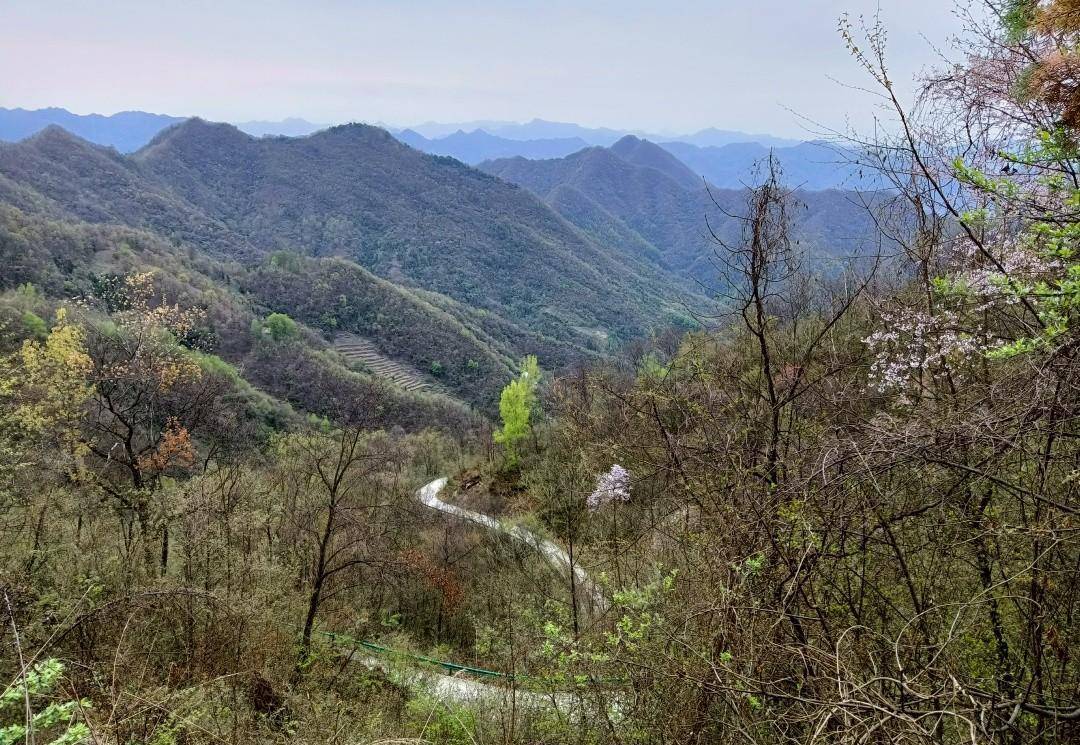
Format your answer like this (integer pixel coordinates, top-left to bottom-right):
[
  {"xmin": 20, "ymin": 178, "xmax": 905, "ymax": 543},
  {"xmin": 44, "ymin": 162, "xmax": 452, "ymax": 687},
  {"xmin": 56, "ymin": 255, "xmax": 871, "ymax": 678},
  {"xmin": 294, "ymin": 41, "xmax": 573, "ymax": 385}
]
[{"xmin": 1, "ymin": 0, "xmax": 969, "ymax": 138}]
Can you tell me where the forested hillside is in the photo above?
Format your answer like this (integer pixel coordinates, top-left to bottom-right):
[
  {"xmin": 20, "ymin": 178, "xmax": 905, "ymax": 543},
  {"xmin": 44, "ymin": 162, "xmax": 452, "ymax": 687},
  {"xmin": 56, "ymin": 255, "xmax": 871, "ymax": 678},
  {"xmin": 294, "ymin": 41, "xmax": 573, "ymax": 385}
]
[
  {"xmin": 0, "ymin": 116, "xmax": 710, "ymax": 422},
  {"xmin": 134, "ymin": 119, "xmax": 699, "ymax": 343},
  {"xmin": 481, "ymin": 137, "xmax": 886, "ymax": 283}
]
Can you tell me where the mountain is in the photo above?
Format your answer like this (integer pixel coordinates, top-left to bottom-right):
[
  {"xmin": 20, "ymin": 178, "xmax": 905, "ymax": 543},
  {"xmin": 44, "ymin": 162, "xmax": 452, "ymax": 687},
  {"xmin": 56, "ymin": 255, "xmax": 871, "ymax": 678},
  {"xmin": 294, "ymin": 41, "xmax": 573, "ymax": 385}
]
[
  {"xmin": 659, "ymin": 140, "xmax": 882, "ymax": 191},
  {"xmin": 481, "ymin": 145, "xmax": 720, "ymax": 280},
  {"xmin": 0, "ymin": 127, "xmax": 535, "ymax": 423},
  {"xmin": 0, "ymin": 107, "xmax": 185, "ymax": 152},
  {"xmin": 0, "ymin": 125, "xmax": 256, "ymax": 258},
  {"xmin": 234, "ymin": 117, "xmax": 327, "ymax": 137},
  {"xmin": 133, "ymin": 119, "xmax": 699, "ymax": 342},
  {"xmin": 678, "ymin": 127, "xmax": 800, "ymax": 149},
  {"xmin": 485, "ymin": 119, "xmax": 629, "ymax": 145},
  {"xmin": 391, "ymin": 128, "xmax": 591, "ymax": 164},
  {"xmin": 0, "ymin": 121, "xmax": 702, "ymax": 372},
  {"xmin": 0, "ymin": 107, "xmax": 334, "ymax": 151},
  {"xmin": 0, "ymin": 108, "xmax": 823, "ymax": 179},
  {"xmin": 0, "ymin": 117, "xmax": 878, "ymax": 426},
  {"xmin": 609, "ymin": 135, "xmax": 702, "ymax": 191},
  {"xmin": 393, "ymin": 128, "xmax": 871, "ymax": 192},
  {"xmin": 391, "ymin": 127, "xmax": 868, "ymax": 192},
  {"xmin": 480, "ymin": 138, "xmax": 885, "ymax": 285},
  {"xmin": 393, "ymin": 120, "xmax": 520, "ymax": 139},
  {"xmin": 0, "ymin": 194, "xmax": 491, "ymax": 431},
  {"xmin": 399, "ymin": 118, "xmax": 803, "ymax": 149}
]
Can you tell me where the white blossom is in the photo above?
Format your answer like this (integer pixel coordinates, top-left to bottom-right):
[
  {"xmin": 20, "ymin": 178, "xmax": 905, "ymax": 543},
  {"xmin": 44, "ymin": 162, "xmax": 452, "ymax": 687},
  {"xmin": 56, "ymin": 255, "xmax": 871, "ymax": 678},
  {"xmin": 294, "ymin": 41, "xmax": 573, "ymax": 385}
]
[
  {"xmin": 957, "ymin": 235, "xmax": 1060, "ymax": 300},
  {"xmin": 864, "ymin": 307, "xmax": 988, "ymax": 393},
  {"xmin": 587, "ymin": 464, "xmax": 631, "ymax": 511}
]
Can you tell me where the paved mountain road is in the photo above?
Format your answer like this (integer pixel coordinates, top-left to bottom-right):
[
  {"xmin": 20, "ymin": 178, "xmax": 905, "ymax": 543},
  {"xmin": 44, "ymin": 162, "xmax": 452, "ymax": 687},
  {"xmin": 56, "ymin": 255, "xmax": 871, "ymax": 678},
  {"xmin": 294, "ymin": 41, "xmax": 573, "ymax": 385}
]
[
  {"xmin": 417, "ymin": 478, "xmax": 607, "ymax": 612},
  {"xmin": 344, "ymin": 477, "xmax": 603, "ymax": 710}
]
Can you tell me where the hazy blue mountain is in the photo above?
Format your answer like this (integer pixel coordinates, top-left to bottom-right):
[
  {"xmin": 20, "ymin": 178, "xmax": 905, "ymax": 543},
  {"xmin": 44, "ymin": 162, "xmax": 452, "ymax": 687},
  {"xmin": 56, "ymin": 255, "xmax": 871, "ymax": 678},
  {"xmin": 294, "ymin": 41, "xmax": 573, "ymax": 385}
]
[
  {"xmin": 392, "ymin": 128, "xmax": 590, "ymax": 164},
  {"xmin": 394, "ymin": 119, "xmax": 617, "ymax": 143},
  {"xmin": 0, "ymin": 107, "xmax": 332, "ymax": 152},
  {"xmin": 485, "ymin": 119, "xmax": 628, "ymax": 145},
  {"xmin": 395, "ymin": 120, "xmax": 520, "ymax": 139},
  {"xmin": 679, "ymin": 127, "xmax": 801, "ymax": 149},
  {"xmin": 401, "ymin": 118, "xmax": 804, "ymax": 149},
  {"xmin": 0, "ymin": 107, "xmax": 185, "ymax": 152},
  {"xmin": 234, "ymin": 118, "xmax": 327, "ymax": 137},
  {"xmin": 660, "ymin": 140, "xmax": 883, "ymax": 191}
]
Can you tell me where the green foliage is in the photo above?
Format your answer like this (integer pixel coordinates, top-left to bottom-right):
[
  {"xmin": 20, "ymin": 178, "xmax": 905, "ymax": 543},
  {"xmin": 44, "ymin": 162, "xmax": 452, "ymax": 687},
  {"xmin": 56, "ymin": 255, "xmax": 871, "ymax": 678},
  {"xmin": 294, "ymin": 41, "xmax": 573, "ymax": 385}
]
[
  {"xmin": 951, "ymin": 139, "xmax": 1080, "ymax": 357},
  {"xmin": 12, "ymin": 284, "xmax": 43, "ymax": 311},
  {"xmin": 268, "ymin": 250, "xmax": 303, "ymax": 272},
  {"xmin": 405, "ymin": 695, "xmax": 477, "ymax": 745},
  {"xmin": 0, "ymin": 659, "xmax": 91, "ymax": 745},
  {"xmin": 1003, "ymin": 0, "xmax": 1037, "ymax": 42},
  {"xmin": 494, "ymin": 355, "xmax": 540, "ymax": 466},
  {"xmin": 636, "ymin": 352, "xmax": 669, "ymax": 381},
  {"xmin": 245, "ymin": 255, "xmax": 518, "ymax": 410},
  {"xmin": 188, "ymin": 350, "xmax": 240, "ymax": 382},
  {"xmin": 262, "ymin": 312, "xmax": 298, "ymax": 341},
  {"xmin": 19, "ymin": 311, "xmax": 47, "ymax": 340}
]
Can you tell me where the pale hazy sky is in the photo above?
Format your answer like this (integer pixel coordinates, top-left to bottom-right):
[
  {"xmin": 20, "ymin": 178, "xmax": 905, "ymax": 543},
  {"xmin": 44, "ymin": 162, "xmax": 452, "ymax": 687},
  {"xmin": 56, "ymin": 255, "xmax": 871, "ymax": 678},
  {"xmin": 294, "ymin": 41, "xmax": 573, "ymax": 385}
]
[{"xmin": 1, "ymin": 1, "xmax": 968, "ymax": 137}]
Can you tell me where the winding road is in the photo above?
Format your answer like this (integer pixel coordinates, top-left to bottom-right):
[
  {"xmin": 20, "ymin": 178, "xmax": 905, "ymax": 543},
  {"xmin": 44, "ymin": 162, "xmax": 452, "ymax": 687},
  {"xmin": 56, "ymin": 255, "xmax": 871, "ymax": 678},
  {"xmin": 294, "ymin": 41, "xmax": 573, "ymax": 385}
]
[
  {"xmin": 417, "ymin": 478, "xmax": 607, "ymax": 612},
  {"xmin": 347, "ymin": 477, "xmax": 608, "ymax": 709}
]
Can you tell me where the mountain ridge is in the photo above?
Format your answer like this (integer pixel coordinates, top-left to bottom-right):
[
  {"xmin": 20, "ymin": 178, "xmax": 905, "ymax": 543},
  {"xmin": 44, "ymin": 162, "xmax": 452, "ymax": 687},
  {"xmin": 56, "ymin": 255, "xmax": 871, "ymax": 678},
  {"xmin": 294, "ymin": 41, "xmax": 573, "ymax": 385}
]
[
  {"xmin": 480, "ymin": 136, "xmax": 887, "ymax": 284},
  {"xmin": 0, "ymin": 118, "xmax": 704, "ymax": 358}
]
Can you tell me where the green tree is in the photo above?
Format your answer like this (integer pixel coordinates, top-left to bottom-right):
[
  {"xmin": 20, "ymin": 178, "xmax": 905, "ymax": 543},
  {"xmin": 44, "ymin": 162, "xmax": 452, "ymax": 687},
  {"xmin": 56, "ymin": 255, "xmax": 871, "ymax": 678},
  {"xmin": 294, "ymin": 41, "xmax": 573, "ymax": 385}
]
[
  {"xmin": 19, "ymin": 312, "xmax": 47, "ymax": 341},
  {"xmin": 494, "ymin": 355, "xmax": 539, "ymax": 466},
  {"xmin": 262, "ymin": 312, "xmax": 298, "ymax": 342}
]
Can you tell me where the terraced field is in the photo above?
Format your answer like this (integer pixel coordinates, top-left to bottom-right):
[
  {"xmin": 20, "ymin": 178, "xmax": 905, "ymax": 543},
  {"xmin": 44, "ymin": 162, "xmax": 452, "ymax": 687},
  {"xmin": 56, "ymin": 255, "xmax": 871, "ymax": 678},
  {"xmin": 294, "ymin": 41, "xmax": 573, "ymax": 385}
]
[{"xmin": 333, "ymin": 333, "xmax": 433, "ymax": 392}]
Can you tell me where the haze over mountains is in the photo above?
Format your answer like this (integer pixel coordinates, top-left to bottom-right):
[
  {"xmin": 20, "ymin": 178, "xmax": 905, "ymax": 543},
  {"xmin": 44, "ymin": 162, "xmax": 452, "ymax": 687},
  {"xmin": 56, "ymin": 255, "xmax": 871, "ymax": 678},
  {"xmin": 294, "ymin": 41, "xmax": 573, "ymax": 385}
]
[
  {"xmin": 0, "ymin": 107, "xmax": 873, "ymax": 191},
  {"xmin": 395, "ymin": 118, "xmax": 801, "ymax": 148},
  {"xmin": 0, "ymin": 107, "xmax": 186, "ymax": 154}
]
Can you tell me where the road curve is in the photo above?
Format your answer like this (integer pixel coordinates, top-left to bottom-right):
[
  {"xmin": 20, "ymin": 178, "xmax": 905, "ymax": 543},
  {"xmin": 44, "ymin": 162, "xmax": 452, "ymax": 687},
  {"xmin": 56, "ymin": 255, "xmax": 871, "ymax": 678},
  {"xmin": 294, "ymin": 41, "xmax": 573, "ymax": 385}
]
[
  {"xmin": 417, "ymin": 478, "xmax": 607, "ymax": 612},
  {"xmin": 338, "ymin": 480, "xmax": 608, "ymax": 710}
]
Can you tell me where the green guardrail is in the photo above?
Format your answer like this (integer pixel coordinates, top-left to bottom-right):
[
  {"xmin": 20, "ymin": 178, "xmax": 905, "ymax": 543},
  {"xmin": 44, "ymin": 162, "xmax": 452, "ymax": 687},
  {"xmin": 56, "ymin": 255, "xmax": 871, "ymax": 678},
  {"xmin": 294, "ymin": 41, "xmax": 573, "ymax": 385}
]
[
  {"xmin": 324, "ymin": 631, "xmax": 509, "ymax": 680},
  {"xmin": 322, "ymin": 630, "xmax": 627, "ymax": 687}
]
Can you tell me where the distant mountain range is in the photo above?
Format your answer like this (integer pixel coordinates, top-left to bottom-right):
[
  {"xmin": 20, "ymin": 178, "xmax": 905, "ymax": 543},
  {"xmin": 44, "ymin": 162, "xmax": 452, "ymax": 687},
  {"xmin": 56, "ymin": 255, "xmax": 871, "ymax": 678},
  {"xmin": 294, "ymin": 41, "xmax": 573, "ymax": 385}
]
[
  {"xmin": 396, "ymin": 129, "xmax": 880, "ymax": 191},
  {"xmin": 0, "ymin": 107, "xmax": 186, "ymax": 153},
  {"xmin": 393, "ymin": 129, "xmax": 592, "ymax": 164},
  {"xmin": 399, "ymin": 118, "xmax": 800, "ymax": 148},
  {"xmin": 0, "ymin": 107, "xmax": 332, "ymax": 152},
  {"xmin": 234, "ymin": 117, "xmax": 327, "ymax": 138},
  {"xmin": 0, "ymin": 107, "xmax": 876, "ymax": 191},
  {"xmin": 658, "ymin": 140, "xmax": 881, "ymax": 191}
]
